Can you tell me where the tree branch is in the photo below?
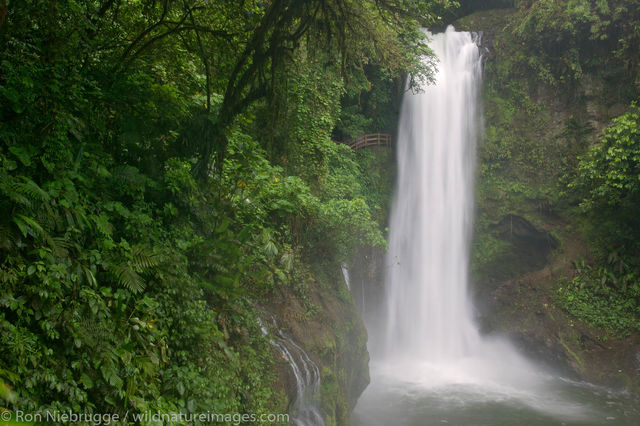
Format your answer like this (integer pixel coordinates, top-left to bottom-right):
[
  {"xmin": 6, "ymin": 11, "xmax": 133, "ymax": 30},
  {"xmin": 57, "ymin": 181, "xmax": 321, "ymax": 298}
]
[
  {"xmin": 117, "ymin": 9, "xmax": 192, "ymax": 74},
  {"xmin": 184, "ymin": 0, "xmax": 211, "ymax": 111},
  {"xmin": 119, "ymin": 0, "xmax": 171, "ymax": 64}
]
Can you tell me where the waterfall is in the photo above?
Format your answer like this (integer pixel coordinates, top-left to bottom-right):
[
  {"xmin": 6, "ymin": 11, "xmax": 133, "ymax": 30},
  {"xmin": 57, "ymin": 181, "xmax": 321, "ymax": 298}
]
[
  {"xmin": 352, "ymin": 26, "xmax": 638, "ymax": 425},
  {"xmin": 383, "ymin": 26, "xmax": 482, "ymax": 361},
  {"xmin": 377, "ymin": 27, "xmax": 545, "ymax": 388},
  {"xmin": 374, "ymin": 24, "xmax": 568, "ymax": 409},
  {"xmin": 259, "ymin": 317, "xmax": 324, "ymax": 426},
  {"xmin": 341, "ymin": 263, "xmax": 351, "ymax": 290}
]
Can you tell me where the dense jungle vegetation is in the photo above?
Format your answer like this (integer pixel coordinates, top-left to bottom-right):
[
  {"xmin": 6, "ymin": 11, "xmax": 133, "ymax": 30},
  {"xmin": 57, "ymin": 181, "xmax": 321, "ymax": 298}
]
[
  {"xmin": 2, "ymin": 0, "xmax": 640, "ymax": 422},
  {"xmin": 0, "ymin": 0, "xmax": 453, "ymax": 418}
]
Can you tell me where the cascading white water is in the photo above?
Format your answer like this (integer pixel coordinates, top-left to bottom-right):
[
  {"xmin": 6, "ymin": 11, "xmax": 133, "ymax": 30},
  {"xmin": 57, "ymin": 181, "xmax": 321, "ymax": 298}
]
[
  {"xmin": 277, "ymin": 330, "xmax": 323, "ymax": 426},
  {"xmin": 379, "ymin": 25, "xmax": 551, "ymax": 389},
  {"xmin": 341, "ymin": 263, "xmax": 351, "ymax": 291},
  {"xmin": 383, "ymin": 27, "xmax": 482, "ymax": 362},
  {"xmin": 259, "ymin": 317, "xmax": 324, "ymax": 426},
  {"xmin": 352, "ymin": 27, "xmax": 607, "ymax": 425}
]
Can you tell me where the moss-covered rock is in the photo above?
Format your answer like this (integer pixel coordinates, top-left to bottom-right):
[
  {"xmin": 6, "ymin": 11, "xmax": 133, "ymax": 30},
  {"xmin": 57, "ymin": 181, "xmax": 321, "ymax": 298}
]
[{"xmin": 265, "ymin": 265, "xmax": 369, "ymax": 425}]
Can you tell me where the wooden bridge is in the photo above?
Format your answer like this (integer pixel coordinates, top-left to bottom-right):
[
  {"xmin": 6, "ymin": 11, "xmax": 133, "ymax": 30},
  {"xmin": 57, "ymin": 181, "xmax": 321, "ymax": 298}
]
[{"xmin": 342, "ymin": 133, "xmax": 392, "ymax": 150}]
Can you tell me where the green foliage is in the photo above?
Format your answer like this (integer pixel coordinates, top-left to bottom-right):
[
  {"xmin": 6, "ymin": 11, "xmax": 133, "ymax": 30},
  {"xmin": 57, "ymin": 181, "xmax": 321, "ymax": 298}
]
[
  {"xmin": 1, "ymin": 0, "xmax": 440, "ymax": 420},
  {"xmin": 477, "ymin": 9, "xmax": 588, "ymax": 213},
  {"xmin": 572, "ymin": 105, "xmax": 640, "ymax": 209},
  {"xmin": 557, "ymin": 258, "xmax": 640, "ymax": 336},
  {"xmin": 0, "ymin": 128, "xmax": 284, "ymax": 414},
  {"xmin": 509, "ymin": 0, "xmax": 640, "ymax": 87},
  {"xmin": 353, "ymin": 148, "xmax": 395, "ymax": 229},
  {"xmin": 558, "ymin": 106, "xmax": 640, "ymax": 334},
  {"xmin": 477, "ymin": 82, "xmax": 568, "ymax": 219},
  {"xmin": 471, "ymin": 232, "xmax": 510, "ymax": 280},
  {"xmin": 569, "ymin": 105, "xmax": 640, "ymax": 253}
]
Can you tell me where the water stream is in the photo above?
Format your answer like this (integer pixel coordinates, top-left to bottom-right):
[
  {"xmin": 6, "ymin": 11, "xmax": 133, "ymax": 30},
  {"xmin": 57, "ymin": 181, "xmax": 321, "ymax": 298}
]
[
  {"xmin": 352, "ymin": 26, "xmax": 640, "ymax": 425},
  {"xmin": 259, "ymin": 317, "xmax": 324, "ymax": 426},
  {"xmin": 341, "ymin": 263, "xmax": 351, "ymax": 291}
]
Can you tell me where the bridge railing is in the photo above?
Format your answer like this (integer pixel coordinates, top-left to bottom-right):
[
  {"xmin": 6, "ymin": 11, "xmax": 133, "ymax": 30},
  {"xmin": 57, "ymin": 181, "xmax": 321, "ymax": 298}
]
[{"xmin": 342, "ymin": 133, "xmax": 391, "ymax": 150}]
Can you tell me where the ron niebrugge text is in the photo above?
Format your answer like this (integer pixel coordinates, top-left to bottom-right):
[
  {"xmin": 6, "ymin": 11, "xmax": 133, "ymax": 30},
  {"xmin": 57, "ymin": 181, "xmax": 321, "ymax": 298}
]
[{"xmin": 6, "ymin": 409, "xmax": 289, "ymax": 425}]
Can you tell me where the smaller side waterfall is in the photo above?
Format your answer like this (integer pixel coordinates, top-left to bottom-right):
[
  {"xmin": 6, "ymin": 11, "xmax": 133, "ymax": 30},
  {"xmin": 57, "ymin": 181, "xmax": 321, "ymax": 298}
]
[
  {"xmin": 259, "ymin": 317, "xmax": 324, "ymax": 426},
  {"xmin": 341, "ymin": 263, "xmax": 351, "ymax": 290}
]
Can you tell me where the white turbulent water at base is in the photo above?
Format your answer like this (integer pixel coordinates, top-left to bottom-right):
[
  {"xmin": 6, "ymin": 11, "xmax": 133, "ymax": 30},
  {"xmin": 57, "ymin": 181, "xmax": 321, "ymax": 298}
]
[
  {"xmin": 365, "ymin": 26, "xmax": 599, "ymax": 423},
  {"xmin": 258, "ymin": 318, "xmax": 324, "ymax": 426}
]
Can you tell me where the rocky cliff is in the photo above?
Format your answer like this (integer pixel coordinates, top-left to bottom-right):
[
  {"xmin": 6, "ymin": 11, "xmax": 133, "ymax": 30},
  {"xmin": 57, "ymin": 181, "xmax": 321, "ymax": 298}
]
[{"xmin": 455, "ymin": 7, "xmax": 640, "ymax": 392}]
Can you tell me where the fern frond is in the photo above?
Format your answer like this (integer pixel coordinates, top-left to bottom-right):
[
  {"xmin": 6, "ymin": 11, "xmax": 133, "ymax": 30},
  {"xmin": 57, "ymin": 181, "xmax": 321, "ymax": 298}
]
[
  {"xmin": 50, "ymin": 236, "xmax": 71, "ymax": 257},
  {"xmin": 0, "ymin": 224, "xmax": 19, "ymax": 251},
  {"xmin": 0, "ymin": 175, "xmax": 51, "ymax": 209},
  {"xmin": 12, "ymin": 214, "xmax": 53, "ymax": 247},
  {"xmin": 51, "ymin": 236, "xmax": 72, "ymax": 249},
  {"xmin": 17, "ymin": 176, "xmax": 50, "ymax": 203},
  {"xmin": 82, "ymin": 264, "xmax": 98, "ymax": 288},
  {"xmin": 92, "ymin": 213, "xmax": 114, "ymax": 237},
  {"xmin": 5, "ymin": 180, "xmax": 33, "ymax": 207},
  {"xmin": 131, "ymin": 245, "xmax": 159, "ymax": 272},
  {"xmin": 108, "ymin": 264, "xmax": 145, "ymax": 294},
  {"xmin": 74, "ymin": 316, "xmax": 112, "ymax": 348}
]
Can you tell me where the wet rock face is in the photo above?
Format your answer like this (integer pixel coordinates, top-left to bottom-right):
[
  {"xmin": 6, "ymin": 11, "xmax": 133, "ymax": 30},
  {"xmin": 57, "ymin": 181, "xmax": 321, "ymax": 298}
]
[
  {"xmin": 509, "ymin": 331, "xmax": 577, "ymax": 378},
  {"xmin": 472, "ymin": 213, "xmax": 559, "ymax": 295},
  {"xmin": 491, "ymin": 214, "xmax": 558, "ymax": 271},
  {"xmin": 266, "ymin": 271, "xmax": 370, "ymax": 426}
]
